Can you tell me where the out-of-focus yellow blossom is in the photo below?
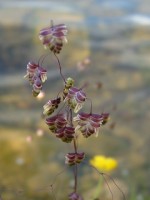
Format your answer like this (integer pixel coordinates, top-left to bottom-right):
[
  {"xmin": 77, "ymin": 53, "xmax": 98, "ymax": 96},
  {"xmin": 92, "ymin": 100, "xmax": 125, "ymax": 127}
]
[{"xmin": 90, "ymin": 155, "xmax": 118, "ymax": 172}]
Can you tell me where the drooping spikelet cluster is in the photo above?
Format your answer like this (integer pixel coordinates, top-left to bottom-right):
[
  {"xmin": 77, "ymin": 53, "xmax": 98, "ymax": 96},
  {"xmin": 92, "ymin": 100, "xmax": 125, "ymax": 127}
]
[
  {"xmin": 43, "ymin": 81, "xmax": 87, "ymax": 142},
  {"xmin": 64, "ymin": 87, "xmax": 86, "ymax": 113},
  {"xmin": 25, "ymin": 21, "xmax": 109, "ymax": 200},
  {"xmin": 42, "ymin": 77, "xmax": 109, "ymax": 141},
  {"xmin": 39, "ymin": 23, "xmax": 68, "ymax": 54},
  {"xmin": 24, "ymin": 61, "xmax": 47, "ymax": 97},
  {"xmin": 43, "ymin": 97, "xmax": 61, "ymax": 115},
  {"xmin": 74, "ymin": 112, "xmax": 109, "ymax": 138},
  {"xmin": 69, "ymin": 192, "xmax": 83, "ymax": 200},
  {"xmin": 37, "ymin": 20, "xmax": 109, "ymax": 160},
  {"xmin": 65, "ymin": 152, "xmax": 85, "ymax": 165}
]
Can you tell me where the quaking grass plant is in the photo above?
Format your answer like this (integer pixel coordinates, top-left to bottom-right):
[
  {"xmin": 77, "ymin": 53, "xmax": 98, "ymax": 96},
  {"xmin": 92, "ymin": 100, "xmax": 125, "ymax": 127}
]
[{"xmin": 24, "ymin": 21, "xmax": 125, "ymax": 200}]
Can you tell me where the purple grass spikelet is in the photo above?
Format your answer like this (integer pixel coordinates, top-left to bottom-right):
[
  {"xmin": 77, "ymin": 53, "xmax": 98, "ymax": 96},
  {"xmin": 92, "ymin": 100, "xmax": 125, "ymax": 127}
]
[
  {"xmin": 25, "ymin": 21, "xmax": 111, "ymax": 200},
  {"xmin": 74, "ymin": 112, "xmax": 104, "ymax": 137},
  {"xmin": 24, "ymin": 61, "xmax": 47, "ymax": 97},
  {"xmin": 65, "ymin": 152, "xmax": 85, "ymax": 165},
  {"xmin": 39, "ymin": 23, "xmax": 68, "ymax": 53},
  {"xmin": 69, "ymin": 192, "xmax": 83, "ymax": 200},
  {"xmin": 43, "ymin": 97, "xmax": 61, "ymax": 116},
  {"xmin": 64, "ymin": 87, "xmax": 86, "ymax": 113}
]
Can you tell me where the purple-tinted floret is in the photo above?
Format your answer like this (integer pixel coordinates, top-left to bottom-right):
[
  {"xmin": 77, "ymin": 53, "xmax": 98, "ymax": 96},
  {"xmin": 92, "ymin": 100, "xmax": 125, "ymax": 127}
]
[
  {"xmin": 64, "ymin": 87, "xmax": 86, "ymax": 113},
  {"xmin": 74, "ymin": 112, "xmax": 108, "ymax": 138},
  {"xmin": 39, "ymin": 23, "xmax": 68, "ymax": 54}
]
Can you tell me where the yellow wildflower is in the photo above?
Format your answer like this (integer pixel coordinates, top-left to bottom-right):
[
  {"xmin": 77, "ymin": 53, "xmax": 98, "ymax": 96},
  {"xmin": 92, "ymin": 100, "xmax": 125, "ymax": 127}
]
[{"xmin": 90, "ymin": 155, "xmax": 118, "ymax": 172}]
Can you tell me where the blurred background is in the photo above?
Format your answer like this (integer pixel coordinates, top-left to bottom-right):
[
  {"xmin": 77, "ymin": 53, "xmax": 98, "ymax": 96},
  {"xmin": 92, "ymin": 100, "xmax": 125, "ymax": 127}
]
[{"xmin": 0, "ymin": 0, "xmax": 150, "ymax": 199}]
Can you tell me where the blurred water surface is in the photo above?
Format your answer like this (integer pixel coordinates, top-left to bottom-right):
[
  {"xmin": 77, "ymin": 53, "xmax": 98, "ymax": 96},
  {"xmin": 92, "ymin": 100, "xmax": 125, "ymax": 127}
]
[{"xmin": 0, "ymin": 0, "xmax": 150, "ymax": 200}]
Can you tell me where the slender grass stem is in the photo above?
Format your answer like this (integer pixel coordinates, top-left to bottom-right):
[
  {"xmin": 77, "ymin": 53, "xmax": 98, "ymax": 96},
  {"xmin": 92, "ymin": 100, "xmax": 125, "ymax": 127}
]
[{"xmin": 53, "ymin": 53, "xmax": 66, "ymax": 83}]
